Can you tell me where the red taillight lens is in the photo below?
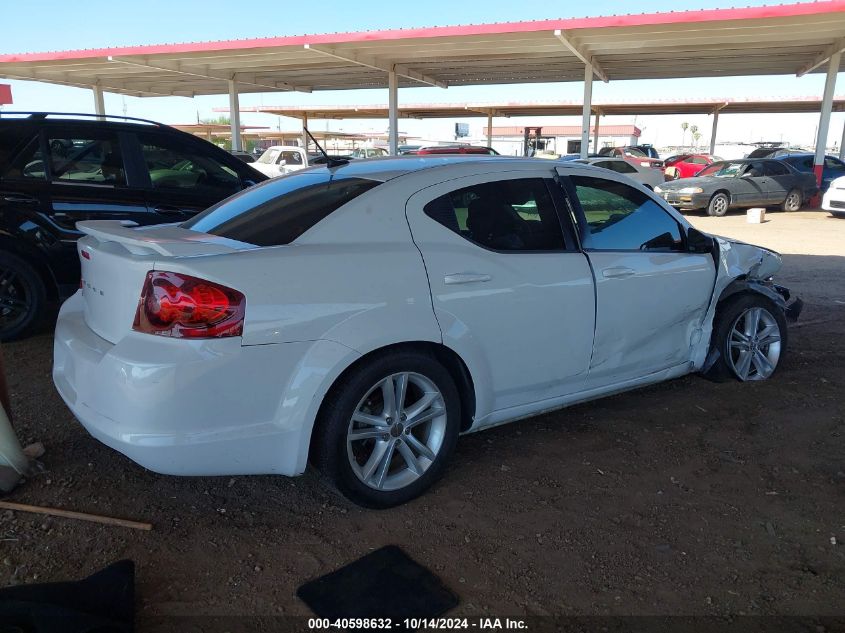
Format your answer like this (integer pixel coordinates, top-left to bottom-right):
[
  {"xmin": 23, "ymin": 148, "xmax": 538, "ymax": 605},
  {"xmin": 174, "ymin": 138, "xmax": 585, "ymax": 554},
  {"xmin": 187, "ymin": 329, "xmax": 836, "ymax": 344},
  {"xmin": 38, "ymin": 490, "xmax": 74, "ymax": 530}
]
[{"xmin": 132, "ymin": 271, "xmax": 246, "ymax": 339}]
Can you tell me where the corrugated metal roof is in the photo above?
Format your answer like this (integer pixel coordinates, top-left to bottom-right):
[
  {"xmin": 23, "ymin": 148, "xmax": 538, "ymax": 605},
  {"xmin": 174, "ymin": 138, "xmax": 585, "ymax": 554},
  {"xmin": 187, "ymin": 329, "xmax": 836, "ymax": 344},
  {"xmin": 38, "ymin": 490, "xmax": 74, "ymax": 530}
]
[
  {"xmin": 218, "ymin": 96, "xmax": 845, "ymax": 120},
  {"xmin": 1, "ymin": 2, "xmax": 844, "ymax": 97}
]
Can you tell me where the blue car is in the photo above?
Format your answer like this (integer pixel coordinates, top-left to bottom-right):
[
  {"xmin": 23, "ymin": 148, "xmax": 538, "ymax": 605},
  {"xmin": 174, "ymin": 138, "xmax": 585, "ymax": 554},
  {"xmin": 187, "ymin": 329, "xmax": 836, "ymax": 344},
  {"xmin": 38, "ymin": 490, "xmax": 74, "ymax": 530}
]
[{"xmin": 776, "ymin": 153, "xmax": 845, "ymax": 193}]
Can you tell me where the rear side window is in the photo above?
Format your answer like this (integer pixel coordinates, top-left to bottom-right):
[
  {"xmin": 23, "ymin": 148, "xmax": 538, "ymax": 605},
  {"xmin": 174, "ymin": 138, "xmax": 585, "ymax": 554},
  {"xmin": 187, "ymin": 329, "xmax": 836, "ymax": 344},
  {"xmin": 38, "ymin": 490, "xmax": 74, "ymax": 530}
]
[
  {"xmin": 48, "ymin": 134, "xmax": 125, "ymax": 185},
  {"xmin": 598, "ymin": 160, "xmax": 636, "ymax": 174},
  {"xmin": 139, "ymin": 133, "xmax": 240, "ymax": 196},
  {"xmin": 571, "ymin": 175, "xmax": 684, "ymax": 252},
  {"xmin": 423, "ymin": 178, "xmax": 567, "ymax": 252},
  {"xmin": 763, "ymin": 162, "xmax": 789, "ymax": 176},
  {"xmin": 184, "ymin": 172, "xmax": 379, "ymax": 246}
]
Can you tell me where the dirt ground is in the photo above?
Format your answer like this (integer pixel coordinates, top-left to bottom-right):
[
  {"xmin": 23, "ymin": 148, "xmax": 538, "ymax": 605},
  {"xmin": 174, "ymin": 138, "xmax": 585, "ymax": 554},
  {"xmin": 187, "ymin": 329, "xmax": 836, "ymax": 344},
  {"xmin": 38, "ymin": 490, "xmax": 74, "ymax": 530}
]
[{"xmin": 1, "ymin": 209, "xmax": 843, "ymax": 626}]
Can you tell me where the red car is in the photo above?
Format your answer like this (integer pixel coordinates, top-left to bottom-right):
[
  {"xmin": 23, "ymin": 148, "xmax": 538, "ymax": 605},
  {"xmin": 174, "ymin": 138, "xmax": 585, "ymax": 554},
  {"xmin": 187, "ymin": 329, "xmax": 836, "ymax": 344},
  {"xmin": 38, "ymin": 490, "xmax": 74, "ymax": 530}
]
[{"xmin": 663, "ymin": 153, "xmax": 721, "ymax": 180}]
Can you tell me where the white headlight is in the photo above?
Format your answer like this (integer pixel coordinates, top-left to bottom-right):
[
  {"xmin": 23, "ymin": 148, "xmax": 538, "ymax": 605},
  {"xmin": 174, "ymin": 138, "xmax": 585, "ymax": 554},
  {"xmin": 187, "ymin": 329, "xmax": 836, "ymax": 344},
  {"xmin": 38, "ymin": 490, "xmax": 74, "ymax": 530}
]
[
  {"xmin": 679, "ymin": 187, "xmax": 704, "ymax": 194},
  {"xmin": 654, "ymin": 186, "xmax": 663, "ymax": 193}
]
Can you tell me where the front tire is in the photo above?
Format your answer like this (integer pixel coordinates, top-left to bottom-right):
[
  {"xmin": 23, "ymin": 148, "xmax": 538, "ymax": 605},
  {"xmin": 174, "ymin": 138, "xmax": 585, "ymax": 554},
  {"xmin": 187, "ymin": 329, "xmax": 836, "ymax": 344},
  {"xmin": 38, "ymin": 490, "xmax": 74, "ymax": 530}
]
[
  {"xmin": 706, "ymin": 294, "xmax": 787, "ymax": 382},
  {"xmin": 707, "ymin": 192, "xmax": 730, "ymax": 217},
  {"xmin": 313, "ymin": 350, "xmax": 461, "ymax": 508},
  {"xmin": 782, "ymin": 188, "xmax": 802, "ymax": 212},
  {"xmin": 0, "ymin": 252, "xmax": 46, "ymax": 342}
]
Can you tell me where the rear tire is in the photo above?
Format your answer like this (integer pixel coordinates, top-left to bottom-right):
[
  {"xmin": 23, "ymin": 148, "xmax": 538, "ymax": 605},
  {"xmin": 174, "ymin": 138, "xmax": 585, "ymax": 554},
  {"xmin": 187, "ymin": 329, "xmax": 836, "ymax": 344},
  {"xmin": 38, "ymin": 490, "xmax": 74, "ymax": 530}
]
[
  {"xmin": 313, "ymin": 350, "xmax": 460, "ymax": 508},
  {"xmin": 0, "ymin": 252, "xmax": 46, "ymax": 342},
  {"xmin": 704, "ymin": 293, "xmax": 787, "ymax": 382},
  {"xmin": 707, "ymin": 192, "xmax": 730, "ymax": 217},
  {"xmin": 782, "ymin": 188, "xmax": 802, "ymax": 212}
]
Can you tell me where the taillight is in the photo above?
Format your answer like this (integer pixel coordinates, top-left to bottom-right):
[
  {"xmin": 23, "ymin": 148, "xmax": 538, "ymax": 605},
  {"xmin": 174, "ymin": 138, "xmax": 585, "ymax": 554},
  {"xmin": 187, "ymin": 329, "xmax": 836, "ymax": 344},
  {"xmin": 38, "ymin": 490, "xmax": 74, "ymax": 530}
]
[{"xmin": 132, "ymin": 271, "xmax": 246, "ymax": 339}]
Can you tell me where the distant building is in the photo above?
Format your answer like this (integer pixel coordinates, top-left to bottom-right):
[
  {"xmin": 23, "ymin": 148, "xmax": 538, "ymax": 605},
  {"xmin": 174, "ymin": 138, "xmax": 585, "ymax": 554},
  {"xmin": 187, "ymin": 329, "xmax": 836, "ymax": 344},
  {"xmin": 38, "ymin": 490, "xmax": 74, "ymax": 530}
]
[{"xmin": 487, "ymin": 124, "xmax": 641, "ymax": 156}]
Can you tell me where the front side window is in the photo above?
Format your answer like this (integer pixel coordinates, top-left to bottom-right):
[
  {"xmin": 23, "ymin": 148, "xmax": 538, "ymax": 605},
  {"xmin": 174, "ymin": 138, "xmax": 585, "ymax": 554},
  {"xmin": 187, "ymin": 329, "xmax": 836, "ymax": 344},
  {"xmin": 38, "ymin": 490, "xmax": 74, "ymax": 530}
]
[
  {"xmin": 825, "ymin": 157, "xmax": 845, "ymax": 171},
  {"xmin": 2, "ymin": 134, "xmax": 45, "ymax": 180},
  {"xmin": 139, "ymin": 134, "xmax": 240, "ymax": 196},
  {"xmin": 48, "ymin": 134, "xmax": 125, "ymax": 185},
  {"xmin": 184, "ymin": 172, "xmax": 379, "ymax": 246},
  {"xmin": 423, "ymin": 178, "xmax": 566, "ymax": 252},
  {"xmin": 571, "ymin": 175, "xmax": 684, "ymax": 252}
]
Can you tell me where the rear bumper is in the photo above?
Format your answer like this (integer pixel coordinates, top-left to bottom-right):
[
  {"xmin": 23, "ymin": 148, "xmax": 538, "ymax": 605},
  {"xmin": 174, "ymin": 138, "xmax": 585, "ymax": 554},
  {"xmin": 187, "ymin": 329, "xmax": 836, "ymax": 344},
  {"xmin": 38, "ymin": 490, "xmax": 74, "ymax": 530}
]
[{"xmin": 52, "ymin": 292, "xmax": 319, "ymax": 476}]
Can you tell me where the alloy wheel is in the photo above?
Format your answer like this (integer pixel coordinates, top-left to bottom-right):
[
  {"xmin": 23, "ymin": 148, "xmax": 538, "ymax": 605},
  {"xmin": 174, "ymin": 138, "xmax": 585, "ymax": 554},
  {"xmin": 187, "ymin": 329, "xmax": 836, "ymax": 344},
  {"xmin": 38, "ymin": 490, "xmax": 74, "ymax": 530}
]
[
  {"xmin": 346, "ymin": 372, "xmax": 447, "ymax": 491},
  {"xmin": 726, "ymin": 306, "xmax": 782, "ymax": 381},
  {"xmin": 785, "ymin": 192, "xmax": 801, "ymax": 211},
  {"xmin": 712, "ymin": 196, "xmax": 728, "ymax": 215}
]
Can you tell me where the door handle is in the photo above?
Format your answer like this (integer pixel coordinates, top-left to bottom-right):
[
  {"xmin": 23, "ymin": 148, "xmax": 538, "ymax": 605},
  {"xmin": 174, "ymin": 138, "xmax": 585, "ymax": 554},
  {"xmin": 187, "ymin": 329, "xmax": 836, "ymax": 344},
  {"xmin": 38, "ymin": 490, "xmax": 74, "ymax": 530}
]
[
  {"xmin": 444, "ymin": 273, "xmax": 492, "ymax": 285},
  {"xmin": 602, "ymin": 267, "xmax": 636, "ymax": 279},
  {"xmin": 1, "ymin": 193, "xmax": 37, "ymax": 204},
  {"xmin": 153, "ymin": 205, "xmax": 187, "ymax": 216}
]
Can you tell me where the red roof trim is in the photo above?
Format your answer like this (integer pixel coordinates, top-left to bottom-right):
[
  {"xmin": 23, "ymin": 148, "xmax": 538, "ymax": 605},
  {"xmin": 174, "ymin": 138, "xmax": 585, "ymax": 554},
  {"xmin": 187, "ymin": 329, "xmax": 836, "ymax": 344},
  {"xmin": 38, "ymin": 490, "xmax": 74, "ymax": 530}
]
[{"xmin": 1, "ymin": 1, "xmax": 844, "ymax": 63}]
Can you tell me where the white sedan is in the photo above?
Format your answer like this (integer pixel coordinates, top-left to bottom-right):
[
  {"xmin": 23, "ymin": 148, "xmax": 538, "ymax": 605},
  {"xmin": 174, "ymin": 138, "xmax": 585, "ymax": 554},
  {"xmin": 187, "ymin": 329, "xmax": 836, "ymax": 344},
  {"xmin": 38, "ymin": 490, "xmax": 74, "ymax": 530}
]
[
  {"xmin": 822, "ymin": 174, "xmax": 845, "ymax": 217},
  {"xmin": 53, "ymin": 158, "xmax": 801, "ymax": 507}
]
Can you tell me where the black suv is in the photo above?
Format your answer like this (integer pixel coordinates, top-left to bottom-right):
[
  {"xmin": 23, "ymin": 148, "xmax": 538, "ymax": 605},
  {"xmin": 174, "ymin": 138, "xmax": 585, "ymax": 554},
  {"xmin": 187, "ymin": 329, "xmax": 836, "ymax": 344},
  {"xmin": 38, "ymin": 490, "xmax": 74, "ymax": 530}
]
[{"xmin": 0, "ymin": 113, "xmax": 267, "ymax": 340}]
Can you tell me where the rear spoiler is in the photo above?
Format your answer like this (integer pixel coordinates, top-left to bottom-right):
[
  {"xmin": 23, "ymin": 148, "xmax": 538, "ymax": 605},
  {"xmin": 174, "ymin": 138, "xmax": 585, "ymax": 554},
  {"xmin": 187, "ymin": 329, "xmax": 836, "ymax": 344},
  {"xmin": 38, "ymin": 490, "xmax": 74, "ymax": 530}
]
[{"xmin": 76, "ymin": 220, "xmax": 257, "ymax": 257}]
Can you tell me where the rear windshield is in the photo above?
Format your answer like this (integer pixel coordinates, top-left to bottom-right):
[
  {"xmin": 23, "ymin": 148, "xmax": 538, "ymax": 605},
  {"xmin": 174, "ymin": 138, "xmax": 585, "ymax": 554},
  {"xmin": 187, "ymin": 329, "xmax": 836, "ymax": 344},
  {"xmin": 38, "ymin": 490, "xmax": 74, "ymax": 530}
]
[{"xmin": 183, "ymin": 172, "xmax": 380, "ymax": 246}]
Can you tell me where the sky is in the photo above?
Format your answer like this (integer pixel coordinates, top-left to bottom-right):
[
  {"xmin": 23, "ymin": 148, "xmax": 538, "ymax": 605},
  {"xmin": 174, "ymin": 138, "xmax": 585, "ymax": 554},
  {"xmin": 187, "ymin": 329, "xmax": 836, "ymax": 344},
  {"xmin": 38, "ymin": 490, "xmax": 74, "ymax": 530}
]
[{"xmin": 1, "ymin": 0, "xmax": 843, "ymax": 150}]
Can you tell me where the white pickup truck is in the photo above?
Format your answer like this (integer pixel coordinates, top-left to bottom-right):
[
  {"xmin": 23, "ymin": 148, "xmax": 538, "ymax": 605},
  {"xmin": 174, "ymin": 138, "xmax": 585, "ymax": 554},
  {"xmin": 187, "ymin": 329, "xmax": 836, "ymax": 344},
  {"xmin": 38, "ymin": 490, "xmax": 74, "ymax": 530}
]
[{"xmin": 252, "ymin": 145, "xmax": 311, "ymax": 178}]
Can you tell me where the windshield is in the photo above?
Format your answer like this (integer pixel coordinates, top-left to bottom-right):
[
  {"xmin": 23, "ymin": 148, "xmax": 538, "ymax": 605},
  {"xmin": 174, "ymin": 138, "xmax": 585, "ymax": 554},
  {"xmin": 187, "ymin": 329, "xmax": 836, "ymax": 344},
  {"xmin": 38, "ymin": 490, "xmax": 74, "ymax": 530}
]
[
  {"xmin": 696, "ymin": 161, "xmax": 747, "ymax": 178},
  {"xmin": 624, "ymin": 148, "xmax": 646, "ymax": 158},
  {"xmin": 256, "ymin": 148, "xmax": 280, "ymax": 164}
]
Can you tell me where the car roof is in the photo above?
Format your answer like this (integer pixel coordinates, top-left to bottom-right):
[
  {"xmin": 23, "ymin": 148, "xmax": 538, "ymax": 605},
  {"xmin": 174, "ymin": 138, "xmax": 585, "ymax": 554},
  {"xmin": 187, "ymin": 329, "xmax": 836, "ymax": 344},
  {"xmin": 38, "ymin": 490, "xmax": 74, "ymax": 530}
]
[{"xmin": 298, "ymin": 155, "xmax": 574, "ymax": 182}]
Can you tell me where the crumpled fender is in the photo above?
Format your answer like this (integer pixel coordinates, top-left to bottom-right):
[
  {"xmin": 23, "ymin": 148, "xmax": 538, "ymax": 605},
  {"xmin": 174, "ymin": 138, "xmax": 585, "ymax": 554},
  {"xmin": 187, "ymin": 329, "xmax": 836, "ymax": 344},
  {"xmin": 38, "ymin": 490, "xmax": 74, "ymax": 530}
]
[{"xmin": 690, "ymin": 236, "xmax": 786, "ymax": 371}]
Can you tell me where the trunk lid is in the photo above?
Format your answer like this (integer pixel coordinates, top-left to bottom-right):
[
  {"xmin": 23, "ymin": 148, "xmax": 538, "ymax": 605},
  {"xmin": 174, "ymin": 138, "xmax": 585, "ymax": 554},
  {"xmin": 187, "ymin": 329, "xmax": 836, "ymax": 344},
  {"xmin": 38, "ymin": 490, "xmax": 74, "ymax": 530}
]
[{"xmin": 77, "ymin": 220, "xmax": 256, "ymax": 343}]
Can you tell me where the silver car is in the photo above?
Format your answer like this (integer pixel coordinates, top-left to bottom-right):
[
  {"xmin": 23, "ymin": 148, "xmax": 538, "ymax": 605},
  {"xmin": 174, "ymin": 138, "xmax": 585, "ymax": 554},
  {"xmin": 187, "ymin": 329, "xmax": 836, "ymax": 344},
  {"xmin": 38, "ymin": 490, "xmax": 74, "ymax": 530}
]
[{"xmin": 575, "ymin": 157, "xmax": 665, "ymax": 189}]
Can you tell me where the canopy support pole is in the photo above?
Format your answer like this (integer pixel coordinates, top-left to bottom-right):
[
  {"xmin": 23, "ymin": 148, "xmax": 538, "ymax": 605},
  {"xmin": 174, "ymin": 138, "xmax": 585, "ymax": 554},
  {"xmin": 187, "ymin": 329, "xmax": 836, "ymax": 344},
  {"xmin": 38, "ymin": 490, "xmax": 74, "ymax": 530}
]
[
  {"xmin": 840, "ymin": 119, "xmax": 845, "ymax": 160},
  {"xmin": 388, "ymin": 69, "xmax": 398, "ymax": 155},
  {"xmin": 487, "ymin": 113, "xmax": 493, "ymax": 148},
  {"xmin": 815, "ymin": 50, "xmax": 841, "ymax": 187},
  {"xmin": 709, "ymin": 110, "xmax": 720, "ymax": 156},
  {"xmin": 92, "ymin": 85, "xmax": 105, "ymax": 117},
  {"xmin": 592, "ymin": 111, "xmax": 600, "ymax": 154},
  {"xmin": 301, "ymin": 112, "xmax": 308, "ymax": 151},
  {"xmin": 227, "ymin": 79, "xmax": 242, "ymax": 152},
  {"xmin": 580, "ymin": 64, "xmax": 593, "ymax": 159}
]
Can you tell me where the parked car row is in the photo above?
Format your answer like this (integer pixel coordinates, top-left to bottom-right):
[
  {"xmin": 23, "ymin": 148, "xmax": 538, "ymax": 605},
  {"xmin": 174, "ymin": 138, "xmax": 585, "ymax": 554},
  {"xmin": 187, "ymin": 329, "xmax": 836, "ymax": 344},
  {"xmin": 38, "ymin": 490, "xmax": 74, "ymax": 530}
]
[{"xmin": 654, "ymin": 158, "xmax": 817, "ymax": 216}]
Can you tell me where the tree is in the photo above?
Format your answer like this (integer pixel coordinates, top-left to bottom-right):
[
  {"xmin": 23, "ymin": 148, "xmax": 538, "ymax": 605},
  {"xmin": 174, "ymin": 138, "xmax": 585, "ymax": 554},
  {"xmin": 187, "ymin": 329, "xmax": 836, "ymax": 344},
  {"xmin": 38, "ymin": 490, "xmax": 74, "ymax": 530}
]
[
  {"xmin": 680, "ymin": 121, "xmax": 689, "ymax": 148},
  {"xmin": 692, "ymin": 131, "xmax": 702, "ymax": 148},
  {"xmin": 690, "ymin": 124, "xmax": 699, "ymax": 149}
]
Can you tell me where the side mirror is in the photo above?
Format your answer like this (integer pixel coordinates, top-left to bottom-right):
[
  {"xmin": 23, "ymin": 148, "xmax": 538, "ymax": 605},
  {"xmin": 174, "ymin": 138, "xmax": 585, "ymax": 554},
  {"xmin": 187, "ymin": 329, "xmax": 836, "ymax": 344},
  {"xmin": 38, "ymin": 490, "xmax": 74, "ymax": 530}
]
[{"xmin": 687, "ymin": 227, "xmax": 714, "ymax": 254}]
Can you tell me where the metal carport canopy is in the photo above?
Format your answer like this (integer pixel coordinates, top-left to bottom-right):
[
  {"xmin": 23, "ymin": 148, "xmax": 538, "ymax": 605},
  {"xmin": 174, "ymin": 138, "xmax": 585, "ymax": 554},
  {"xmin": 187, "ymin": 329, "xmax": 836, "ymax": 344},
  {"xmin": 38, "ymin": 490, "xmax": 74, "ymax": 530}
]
[
  {"xmin": 2, "ymin": 1, "xmax": 845, "ymax": 162},
  {"xmin": 1, "ymin": 2, "xmax": 845, "ymax": 97},
  {"xmin": 221, "ymin": 97, "xmax": 845, "ymax": 120}
]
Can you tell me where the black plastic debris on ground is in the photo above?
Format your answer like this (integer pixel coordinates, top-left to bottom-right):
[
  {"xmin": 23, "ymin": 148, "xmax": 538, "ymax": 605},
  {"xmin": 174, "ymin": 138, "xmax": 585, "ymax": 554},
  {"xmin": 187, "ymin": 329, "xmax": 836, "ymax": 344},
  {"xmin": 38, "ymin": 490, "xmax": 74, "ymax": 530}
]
[
  {"xmin": 297, "ymin": 545, "xmax": 458, "ymax": 630},
  {"xmin": 0, "ymin": 559, "xmax": 134, "ymax": 633}
]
